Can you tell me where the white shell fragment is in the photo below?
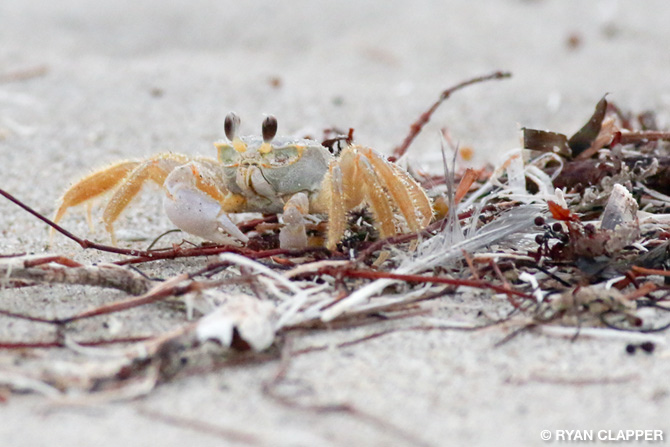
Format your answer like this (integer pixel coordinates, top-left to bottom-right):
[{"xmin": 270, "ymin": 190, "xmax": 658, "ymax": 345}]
[
  {"xmin": 600, "ymin": 183, "xmax": 638, "ymax": 230},
  {"xmin": 196, "ymin": 294, "xmax": 277, "ymax": 351}
]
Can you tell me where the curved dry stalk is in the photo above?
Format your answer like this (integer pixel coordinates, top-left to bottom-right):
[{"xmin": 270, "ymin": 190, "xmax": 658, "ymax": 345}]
[
  {"xmin": 391, "ymin": 70, "xmax": 511, "ymax": 160},
  {"xmin": 1, "ymin": 255, "xmax": 153, "ymax": 295}
]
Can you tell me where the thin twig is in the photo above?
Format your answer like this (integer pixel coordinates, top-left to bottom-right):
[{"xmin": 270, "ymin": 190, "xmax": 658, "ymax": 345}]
[
  {"xmin": 0, "ymin": 187, "xmax": 151, "ymax": 256},
  {"xmin": 391, "ymin": 71, "xmax": 511, "ymax": 159},
  {"xmin": 136, "ymin": 406, "xmax": 261, "ymax": 445},
  {"xmin": 60, "ymin": 274, "xmax": 194, "ymax": 323},
  {"xmin": 291, "ymin": 321, "xmax": 506, "ymax": 356},
  {"xmin": 0, "ymin": 65, "xmax": 48, "ymax": 83},
  {"xmin": 0, "ymin": 336, "xmax": 151, "ymax": 350},
  {"xmin": 507, "ymin": 372, "xmax": 639, "ymax": 386},
  {"xmin": 0, "ymin": 187, "xmax": 330, "ymax": 264},
  {"xmin": 618, "ymin": 130, "xmax": 670, "ymax": 145},
  {"xmin": 262, "ymin": 336, "xmax": 433, "ymax": 447},
  {"xmin": 319, "ymin": 267, "xmax": 533, "ymax": 300}
]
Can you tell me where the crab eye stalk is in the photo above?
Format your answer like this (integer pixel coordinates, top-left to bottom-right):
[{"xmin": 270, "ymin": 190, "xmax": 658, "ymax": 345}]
[
  {"xmin": 224, "ymin": 112, "xmax": 241, "ymax": 141},
  {"xmin": 262, "ymin": 115, "xmax": 278, "ymax": 143}
]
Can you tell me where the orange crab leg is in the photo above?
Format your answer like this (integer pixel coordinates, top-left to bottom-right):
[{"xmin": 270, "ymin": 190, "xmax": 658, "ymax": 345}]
[
  {"xmin": 389, "ymin": 163, "xmax": 433, "ymax": 225},
  {"xmin": 356, "ymin": 156, "xmax": 397, "ymax": 239},
  {"xmin": 102, "ymin": 163, "xmax": 169, "ymax": 239},
  {"xmin": 323, "ymin": 145, "xmax": 433, "ymax": 250},
  {"xmin": 53, "ymin": 160, "xmax": 140, "ymax": 226},
  {"xmin": 363, "ymin": 147, "xmax": 432, "ymax": 232},
  {"xmin": 339, "ymin": 146, "xmax": 365, "ymax": 209},
  {"xmin": 101, "ymin": 154, "xmax": 190, "ymax": 241},
  {"xmin": 325, "ymin": 165, "xmax": 347, "ymax": 250}
]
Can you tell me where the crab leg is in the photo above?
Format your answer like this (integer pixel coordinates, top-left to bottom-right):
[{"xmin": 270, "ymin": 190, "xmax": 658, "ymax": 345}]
[
  {"xmin": 323, "ymin": 147, "xmax": 377, "ymax": 249},
  {"xmin": 356, "ymin": 155, "xmax": 398, "ymax": 239},
  {"xmin": 52, "ymin": 153, "xmax": 192, "ymax": 244},
  {"xmin": 389, "ymin": 162, "xmax": 433, "ymax": 226},
  {"xmin": 339, "ymin": 145, "xmax": 365, "ymax": 209},
  {"xmin": 360, "ymin": 147, "xmax": 432, "ymax": 231},
  {"xmin": 323, "ymin": 145, "xmax": 433, "ymax": 250},
  {"xmin": 99, "ymin": 153, "xmax": 190, "ymax": 242},
  {"xmin": 53, "ymin": 160, "xmax": 140, "ymax": 227},
  {"xmin": 324, "ymin": 165, "xmax": 347, "ymax": 250}
]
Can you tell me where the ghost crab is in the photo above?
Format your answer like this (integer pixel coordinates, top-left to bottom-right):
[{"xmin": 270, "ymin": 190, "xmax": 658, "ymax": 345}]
[{"xmin": 53, "ymin": 113, "xmax": 433, "ymax": 250}]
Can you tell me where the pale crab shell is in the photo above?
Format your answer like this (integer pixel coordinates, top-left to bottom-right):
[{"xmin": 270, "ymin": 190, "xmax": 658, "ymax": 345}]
[{"xmin": 215, "ymin": 135, "xmax": 333, "ymax": 213}]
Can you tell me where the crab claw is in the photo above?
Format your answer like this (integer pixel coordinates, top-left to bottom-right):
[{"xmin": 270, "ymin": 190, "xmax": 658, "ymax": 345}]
[{"xmin": 163, "ymin": 164, "xmax": 249, "ymax": 244}]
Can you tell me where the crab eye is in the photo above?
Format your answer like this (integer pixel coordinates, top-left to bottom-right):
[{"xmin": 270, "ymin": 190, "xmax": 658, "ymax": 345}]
[
  {"xmin": 224, "ymin": 112, "xmax": 240, "ymax": 141},
  {"xmin": 216, "ymin": 143, "xmax": 240, "ymax": 165},
  {"xmin": 262, "ymin": 115, "xmax": 278, "ymax": 143},
  {"xmin": 262, "ymin": 146, "xmax": 300, "ymax": 166}
]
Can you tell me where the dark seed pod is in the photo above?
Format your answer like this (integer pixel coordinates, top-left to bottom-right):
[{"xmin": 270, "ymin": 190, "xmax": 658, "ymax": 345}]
[
  {"xmin": 534, "ymin": 216, "xmax": 545, "ymax": 226},
  {"xmin": 262, "ymin": 115, "xmax": 278, "ymax": 143},
  {"xmin": 640, "ymin": 341, "xmax": 655, "ymax": 353},
  {"xmin": 224, "ymin": 112, "xmax": 241, "ymax": 141}
]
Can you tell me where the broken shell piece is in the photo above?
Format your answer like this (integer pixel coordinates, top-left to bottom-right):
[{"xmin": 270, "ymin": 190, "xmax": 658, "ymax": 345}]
[
  {"xmin": 601, "ymin": 183, "xmax": 638, "ymax": 230},
  {"xmin": 551, "ymin": 286, "xmax": 635, "ymax": 314},
  {"xmin": 544, "ymin": 285, "xmax": 638, "ymax": 328},
  {"xmin": 196, "ymin": 294, "xmax": 276, "ymax": 351}
]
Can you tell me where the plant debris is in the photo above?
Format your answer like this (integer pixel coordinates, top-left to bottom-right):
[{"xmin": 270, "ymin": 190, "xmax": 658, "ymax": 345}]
[{"xmin": 1, "ymin": 73, "xmax": 670, "ymax": 406}]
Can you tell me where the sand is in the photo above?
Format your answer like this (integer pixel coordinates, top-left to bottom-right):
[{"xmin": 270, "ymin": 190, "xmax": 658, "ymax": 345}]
[{"xmin": 1, "ymin": 1, "xmax": 670, "ymax": 445}]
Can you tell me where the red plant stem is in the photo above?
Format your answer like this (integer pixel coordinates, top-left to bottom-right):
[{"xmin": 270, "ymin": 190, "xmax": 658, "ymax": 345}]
[
  {"xmin": 24, "ymin": 256, "xmax": 83, "ymax": 268},
  {"xmin": 0, "ymin": 308, "xmax": 57, "ymax": 324},
  {"xmin": 60, "ymin": 280, "xmax": 198, "ymax": 323},
  {"xmin": 115, "ymin": 246, "xmax": 331, "ymax": 266},
  {"xmin": 0, "ymin": 336, "xmax": 151, "ymax": 350},
  {"xmin": 631, "ymin": 265, "xmax": 670, "ymax": 277},
  {"xmin": 391, "ymin": 71, "xmax": 511, "ymax": 160},
  {"xmin": 488, "ymin": 259, "xmax": 520, "ymax": 308},
  {"xmin": 0, "ymin": 187, "xmax": 155, "ymax": 256},
  {"xmin": 618, "ymin": 130, "xmax": 670, "ymax": 145},
  {"xmin": 0, "ymin": 187, "xmax": 329, "ymax": 264},
  {"xmin": 237, "ymin": 215, "xmax": 278, "ymax": 232},
  {"xmin": 322, "ymin": 268, "xmax": 532, "ymax": 300}
]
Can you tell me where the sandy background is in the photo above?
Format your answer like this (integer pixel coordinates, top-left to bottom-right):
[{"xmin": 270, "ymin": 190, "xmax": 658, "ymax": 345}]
[{"xmin": 1, "ymin": 0, "xmax": 670, "ymax": 445}]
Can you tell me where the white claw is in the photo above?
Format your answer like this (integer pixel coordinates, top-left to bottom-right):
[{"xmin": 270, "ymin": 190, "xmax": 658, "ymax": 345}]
[
  {"xmin": 216, "ymin": 210, "xmax": 249, "ymax": 242},
  {"xmin": 163, "ymin": 165, "xmax": 249, "ymax": 244}
]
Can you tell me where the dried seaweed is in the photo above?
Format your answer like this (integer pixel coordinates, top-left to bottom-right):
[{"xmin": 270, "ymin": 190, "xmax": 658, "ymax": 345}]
[{"xmin": 568, "ymin": 96, "xmax": 608, "ymax": 157}]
